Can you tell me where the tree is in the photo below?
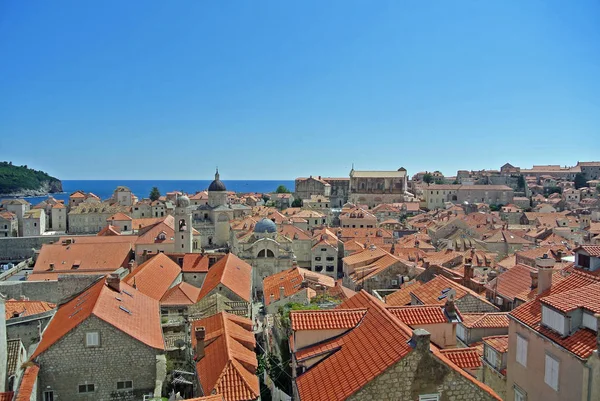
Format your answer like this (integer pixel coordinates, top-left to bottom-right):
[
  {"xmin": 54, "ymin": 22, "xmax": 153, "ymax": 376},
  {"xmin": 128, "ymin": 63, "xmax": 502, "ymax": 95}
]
[
  {"xmin": 517, "ymin": 175, "xmax": 526, "ymax": 190},
  {"xmin": 275, "ymin": 185, "xmax": 291, "ymax": 193},
  {"xmin": 574, "ymin": 173, "xmax": 587, "ymax": 189},
  {"xmin": 423, "ymin": 173, "xmax": 433, "ymax": 185},
  {"xmin": 291, "ymin": 198, "xmax": 303, "ymax": 207},
  {"xmin": 149, "ymin": 187, "xmax": 161, "ymax": 201}
]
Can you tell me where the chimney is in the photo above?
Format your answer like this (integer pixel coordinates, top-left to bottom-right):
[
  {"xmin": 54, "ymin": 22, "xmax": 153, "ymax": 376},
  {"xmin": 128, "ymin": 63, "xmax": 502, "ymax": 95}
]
[
  {"xmin": 127, "ymin": 260, "xmax": 135, "ymax": 274},
  {"xmin": 445, "ymin": 299, "xmax": 457, "ymax": 319},
  {"xmin": 536, "ymin": 254, "xmax": 555, "ymax": 294},
  {"xmin": 464, "ymin": 262, "xmax": 473, "ymax": 281},
  {"xmin": 410, "ymin": 329, "xmax": 431, "ymax": 352},
  {"xmin": 530, "ymin": 270, "xmax": 538, "ymax": 290},
  {"xmin": 279, "ymin": 286, "xmax": 285, "ymax": 300},
  {"xmin": 107, "ymin": 273, "xmax": 120, "ymax": 292},
  {"xmin": 195, "ymin": 326, "xmax": 206, "ymax": 360}
]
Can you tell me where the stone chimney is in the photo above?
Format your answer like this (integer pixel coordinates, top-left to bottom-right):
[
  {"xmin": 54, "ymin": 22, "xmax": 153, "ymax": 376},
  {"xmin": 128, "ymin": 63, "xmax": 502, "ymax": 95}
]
[
  {"xmin": 279, "ymin": 286, "xmax": 285, "ymax": 300},
  {"xmin": 195, "ymin": 326, "xmax": 206, "ymax": 360},
  {"xmin": 530, "ymin": 270, "xmax": 538, "ymax": 290},
  {"xmin": 464, "ymin": 261, "xmax": 474, "ymax": 281},
  {"xmin": 445, "ymin": 299, "xmax": 457, "ymax": 319},
  {"xmin": 536, "ymin": 254, "xmax": 555, "ymax": 295},
  {"xmin": 127, "ymin": 260, "xmax": 135, "ymax": 274},
  {"xmin": 410, "ymin": 329, "xmax": 431, "ymax": 352},
  {"xmin": 106, "ymin": 273, "xmax": 120, "ymax": 292}
]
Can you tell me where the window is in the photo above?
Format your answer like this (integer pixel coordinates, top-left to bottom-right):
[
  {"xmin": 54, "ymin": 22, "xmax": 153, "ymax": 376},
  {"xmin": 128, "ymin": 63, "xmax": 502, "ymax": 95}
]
[
  {"xmin": 326, "ymin": 256, "xmax": 335, "ymax": 261},
  {"xmin": 485, "ymin": 346, "xmax": 497, "ymax": 367},
  {"xmin": 315, "ymin": 265, "xmax": 323, "ymax": 272},
  {"xmin": 541, "ymin": 306, "xmax": 565, "ymax": 335},
  {"xmin": 326, "ymin": 265, "xmax": 335, "ymax": 272},
  {"xmin": 578, "ymin": 254, "xmax": 591, "ymax": 269},
  {"xmin": 456, "ymin": 324, "xmax": 466, "ymax": 341},
  {"xmin": 86, "ymin": 332, "xmax": 99, "ymax": 347},
  {"xmin": 43, "ymin": 391, "xmax": 54, "ymax": 401},
  {"xmin": 117, "ymin": 380, "xmax": 133, "ymax": 390},
  {"xmin": 419, "ymin": 395, "xmax": 440, "ymax": 401},
  {"xmin": 516, "ymin": 334, "xmax": 528, "ymax": 367},
  {"xmin": 314, "ymin": 257, "xmax": 321, "ymax": 261},
  {"xmin": 78, "ymin": 384, "xmax": 95, "ymax": 393},
  {"xmin": 545, "ymin": 354, "xmax": 559, "ymax": 391},
  {"xmin": 321, "ymin": 248, "xmax": 327, "ymax": 252}
]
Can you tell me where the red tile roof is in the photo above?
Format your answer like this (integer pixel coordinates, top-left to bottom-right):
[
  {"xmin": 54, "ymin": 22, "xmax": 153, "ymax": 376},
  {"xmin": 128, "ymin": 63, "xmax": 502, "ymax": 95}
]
[
  {"xmin": 31, "ymin": 277, "xmax": 164, "ymax": 359},
  {"xmin": 160, "ymin": 281, "xmax": 201, "ymax": 306},
  {"xmin": 510, "ymin": 269, "xmax": 600, "ymax": 358},
  {"xmin": 349, "ymin": 254, "xmax": 407, "ymax": 284},
  {"xmin": 191, "ymin": 313, "xmax": 258, "ymax": 401},
  {"xmin": 460, "ymin": 313, "xmax": 509, "ymax": 329},
  {"xmin": 181, "ymin": 253, "xmax": 211, "ymax": 273},
  {"xmin": 291, "ymin": 309, "xmax": 367, "ymax": 330},
  {"xmin": 575, "ymin": 245, "xmax": 600, "ymax": 257},
  {"xmin": 197, "ymin": 253, "xmax": 252, "ymax": 302},
  {"xmin": 263, "ymin": 267, "xmax": 335, "ymax": 306},
  {"xmin": 483, "ymin": 335, "xmax": 509, "ymax": 353},
  {"xmin": 409, "ymin": 275, "xmax": 492, "ymax": 307},
  {"xmin": 0, "ymin": 392, "xmax": 14, "ymax": 401},
  {"xmin": 5, "ymin": 300, "xmax": 54, "ymax": 319},
  {"xmin": 387, "ymin": 305, "xmax": 448, "ymax": 325},
  {"xmin": 123, "ymin": 253, "xmax": 181, "ymax": 301},
  {"xmin": 439, "ymin": 348, "xmax": 482, "ymax": 369},
  {"xmin": 385, "ymin": 281, "xmax": 423, "ymax": 306},
  {"xmin": 15, "ymin": 364, "xmax": 39, "ymax": 401},
  {"xmin": 108, "ymin": 212, "xmax": 132, "ymax": 221},
  {"xmin": 540, "ymin": 282, "xmax": 600, "ymax": 314},
  {"xmin": 485, "ymin": 264, "xmax": 536, "ymax": 301}
]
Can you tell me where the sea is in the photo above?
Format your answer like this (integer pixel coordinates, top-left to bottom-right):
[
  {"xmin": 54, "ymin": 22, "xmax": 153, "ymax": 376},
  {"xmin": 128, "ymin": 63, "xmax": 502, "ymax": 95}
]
[{"xmin": 0, "ymin": 180, "xmax": 296, "ymax": 205}]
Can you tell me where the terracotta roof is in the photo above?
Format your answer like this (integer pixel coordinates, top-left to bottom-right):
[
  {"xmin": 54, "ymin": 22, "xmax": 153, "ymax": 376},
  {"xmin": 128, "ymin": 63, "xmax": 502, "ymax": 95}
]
[
  {"xmin": 485, "ymin": 264, "xmax": 535, "ymax": 301},
  {"xmin": 183, "ymin": 396, "xmax": 224, "ymax": 401},
  {"xmin": 197, "ymin": 253, "xmax": 252, "ymax": 302},
  {"xmin": 343, "ymin": 246, "xmax": 389, "ymax": 266},
  {"xmin": 0, "ymin": 392, "xmax": 14, "ymax": 401},
  {"xmin": 278, "ymin": 224, "xmax": 311, "ymax": 241},
  {"xmin": 191, "ymin": 312, "xmax": 258, "ymax": 401},
  {"xmin": 483, "ymin": 335, "xmax": 509, "ymax": 353},
  {"xmin": 540, "ymin": 282, "xmax": 600, "ymax": 314},
  {"xmin": 31, "ymin": 277, "xmax": 164, "ymax": 359},
  {"xmin": 510, "ymin": 270, "xmax": 600, "ymax": 359},
  {"xmin": 108, "ymin": 212, "xmax": 132, "ymax": 221},
  {"xmin": 6, "ymin": 339, "xmax": 22, "ymax": 376},
  {"xmin": 409, "ymin": 275, "xmax": 490, "ymax": 306},
  {"xmin": 263, "ymin": 267, "xmax": 335, "ymax": 306},
  {"xmin": 161, "ymin": 281, "xmax": 201, "ymax": 306},
  {"xmin": 5, "ymin": 300, "xmax": 55, "ymax": 319},
  {"xmin": 575, "ymin": 245, "xmax": 600, "ymax": 257},
  {"xmin": 15, "ymin": 364, "xmax": 39, "ymax": 401},
  {"xmin": 181, "ymin": 253, "xmax": 211, "ymax": 273},
  {"xmin": 387, "ymin": 305, "xmax": 448, "ymax": 325},
  {"xmin": 349, "ymin": 254, "xmax": 407, "ymax": 284},
  {"xmin": 460, "ymin": 313, "xmax": 509, "ymax": 329},
  {"xmin": 439, "ymin": 348, "xmax": 482, "ymax": 369},
  {"xmin": 136, "ymin": 219, "xmax": 175, "ymax": 245},
  {"xmin": 291, "ymin": 309, "xmax": 367, "ymax": 330},
  {"xmin": 32, "ymin": 241, "xmax": 133, "ymax": 278},
  {"xmin": 97, "ymin": 225, "xmax": 121, "ymax": 236},
  {"xmin": 123, "ymin": 253, "xmax": 181, "ymax": 301},
  {"xmin": 385, "ymin": 281, "xmax": 423, "ymax": 306}
]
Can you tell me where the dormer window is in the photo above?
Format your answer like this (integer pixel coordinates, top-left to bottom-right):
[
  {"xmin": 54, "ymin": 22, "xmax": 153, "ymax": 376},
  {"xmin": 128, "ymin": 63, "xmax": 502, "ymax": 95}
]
[
  {"xmin": 157, "ymin": 232, "xmax": 167, "ymax": 241},
  {"xmin": 541, "ymin": 305, "xmax": 566, "ymax": 335}
]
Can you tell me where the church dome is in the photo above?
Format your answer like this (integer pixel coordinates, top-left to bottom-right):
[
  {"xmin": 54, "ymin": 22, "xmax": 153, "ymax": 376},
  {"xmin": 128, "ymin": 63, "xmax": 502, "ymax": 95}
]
[
  {"xmin": 208, "ymin": 168, "xmax": 227, "ymax": 192},
  {"xmin": 254, "ymin": 218, "xmax": 277, "ymax": 233},
  {"xmin": 176, "ymin": 195, "xmax": 190, "ymax": 208}
]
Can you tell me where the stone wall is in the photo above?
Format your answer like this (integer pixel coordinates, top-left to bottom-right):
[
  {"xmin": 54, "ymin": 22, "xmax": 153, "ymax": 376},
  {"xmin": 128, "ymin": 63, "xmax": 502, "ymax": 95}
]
[
  {"xmin": 6, "ymin": 310, "xmax": 54, "ymax": 349},
  {"xmin": 347, "ymin": 340, "xmax": 498, "ymax": 401},
  {"xmin": 456, "ymin": 294, "xmax": 499, "ymax": 313},
  {"xmin": 0, "ymin": 281, "xmax": 59, "ymax": 303},
  {"xmin": 0, "ymin": 235, "xmax": 63, "ymax": 261},
  {"xmin": 36, "ymin": 315, "xmax": 162, "ymax": 401},
  {"xmin": 481, "ymin": 363, "xmax": 507, "ymax": 400}
]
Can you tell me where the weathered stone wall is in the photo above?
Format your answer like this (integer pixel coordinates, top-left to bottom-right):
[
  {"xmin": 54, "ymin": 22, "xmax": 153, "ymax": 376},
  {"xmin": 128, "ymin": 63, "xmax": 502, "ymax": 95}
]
[
  {"xmin": 456, "ymin": 294, "xmax": 499, "ymax": 313},
  {"xmin": 182, "ymin": 272, "xmax": 206, "ymax": 289},
  {"xmin": 0, "ymin": 235, "xmax": 63, "ymax": 261},
  {"xmin": 36, "ymin": 315, "xmax": 161, "ymax": 401},
  {"xmin": 0, "ymin": 281, "xmax": 59, "ymax": 303},
  {"xmin": 347, "ymin": 346, "xmax": 498, "ymax": 401},
  {"xmin": 6, "ymin": 311, "xmax": 54, "ymax": 349},
  {"xmin": 482, "ymin": 363, "xmax": 507, "ymax": 400}
]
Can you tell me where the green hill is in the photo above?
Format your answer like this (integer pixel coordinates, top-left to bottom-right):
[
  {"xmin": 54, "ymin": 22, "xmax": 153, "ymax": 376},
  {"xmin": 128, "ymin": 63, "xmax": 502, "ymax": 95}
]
[{"xmin": 0, "ymin": 162, "xmax": 63, "ymax": 195}]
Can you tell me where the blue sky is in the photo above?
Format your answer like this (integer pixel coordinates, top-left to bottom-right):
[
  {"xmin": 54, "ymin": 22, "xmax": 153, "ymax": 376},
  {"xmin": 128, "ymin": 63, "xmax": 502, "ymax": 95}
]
[{"xmin": 1, "ymin": 1, "xmax": 599, "ymax": 180}]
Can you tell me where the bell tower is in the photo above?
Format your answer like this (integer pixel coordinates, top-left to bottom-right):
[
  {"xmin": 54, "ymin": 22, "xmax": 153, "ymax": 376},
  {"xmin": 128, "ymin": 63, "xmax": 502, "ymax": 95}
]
[{"xmin": 174, "ymin": 195, "xmax": 193, "ymax": 253}]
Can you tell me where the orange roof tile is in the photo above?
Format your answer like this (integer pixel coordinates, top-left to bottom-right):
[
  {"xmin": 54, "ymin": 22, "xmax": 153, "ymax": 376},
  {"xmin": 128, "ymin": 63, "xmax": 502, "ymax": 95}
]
[
  {"xmin": 575, "ymin": 245, "xmax": 600, "ymax": 257},
  {"xmin": 263, "ymin": 267, "xmax": 335, "ymax": 306},
  {"xmin": 97, "ymin": 225, "xmax": 121, "ymax": 236},
  {"xmin": 161, "ymin": 281, "xmax": 201, "ymax": 306},
  {"xmin": 349, "ymin": 254, "xmax": 407, "ymax": 284},
  {"xmin": 460, "ymin": 313, "xmax": 509, "ymax": 329},
  {"xmin": 483, "ymin": 335, "xmax": 509, "ymax": 353},
  {"xmin": 108, "ymin": 212, "xmax": 132, "ymax": 221},
  {"xmin": 15, "ymin": 365, "xmax": 39, "ymax": 401},
  {"xmin": 191, "ymin": 313, "xmax": 258, "ymax": 401},
  {"xmin": 540, "ymin": 282, "xmax": 600, "ymax": 314},
  {"xmin": 196, "ymin": 254, "xmax": 252, "ymax": 302},
  {"xmin": 510, "ymin": 269, "xmax": 600, "ymax": 358},
  {"xmin": 291, "ymin": 309, "xmax": 367, "ymax": 330},
  {"xmin": 31, "ymin": 277, "xmax": 164, "ymax": 359},
  {"xmin": 485, "ymin": 264, "xmax": 536, "ymax": 301},
  {"xmin": 439, "ymin": 348, "xmax": 482, "ymax": 369},
  {"xmin": 123, "ymin": 253, "xmax": 181, "ymax": 301},
  {"xmin": 410, "ymin": 275, "xmax": 491, "ymax": 306},
  {"xmin": 0, "ymin": 393, "xmax": 14, "ymax": 401},
  {"xmin": 181, "ymin": 253, "xmax": 211, "ymax": 273},
  {"xmin": 5, "ymin": 300, "xmax": 55, "ymax": 319},
  {"xmin": 342, "ymin": 246, "xmax": 390, "ymax": 266},
  {"xmin": 387, "ymin": 305, "xmax": 448, "ymax": 325},
  {"xmin": 385, "ymin": 281, "xmax": 423, "ymax": 306}
]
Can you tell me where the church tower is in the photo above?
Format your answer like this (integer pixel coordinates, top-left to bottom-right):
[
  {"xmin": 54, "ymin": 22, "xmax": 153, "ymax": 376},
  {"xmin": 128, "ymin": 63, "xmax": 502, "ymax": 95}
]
[
  {"xmin": 208, "ymin": 168, "xmax": 227, "ymax": 207},
  {"xmin": 174, "ymin": 195, "xmax": 193, "ymax": 253}
]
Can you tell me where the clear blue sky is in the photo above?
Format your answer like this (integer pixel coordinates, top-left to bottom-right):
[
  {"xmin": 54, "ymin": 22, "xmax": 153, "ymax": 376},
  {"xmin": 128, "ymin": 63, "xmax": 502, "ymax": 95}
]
[{"xmin": 1, "ymin": 1, "xmax": 599, "ymax": 180}]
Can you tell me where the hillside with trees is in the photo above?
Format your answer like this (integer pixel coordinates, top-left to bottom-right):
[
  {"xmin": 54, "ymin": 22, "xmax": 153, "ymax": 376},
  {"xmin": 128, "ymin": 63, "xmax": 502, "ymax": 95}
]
[{"xmin": 0, "ymin": 161, "xmax": 63, "ymax": 196}]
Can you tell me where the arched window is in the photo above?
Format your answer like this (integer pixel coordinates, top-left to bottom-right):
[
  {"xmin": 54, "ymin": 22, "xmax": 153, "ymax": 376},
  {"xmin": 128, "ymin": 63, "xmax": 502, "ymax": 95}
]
[{"xmin": 258, "ymin": 249, "xmax": 275, "ymax": 258}]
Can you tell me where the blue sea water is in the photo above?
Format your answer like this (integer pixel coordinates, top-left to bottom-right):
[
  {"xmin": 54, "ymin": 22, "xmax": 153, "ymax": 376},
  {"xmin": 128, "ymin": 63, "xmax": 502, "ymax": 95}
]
[{"xmin": 1, "ymin": 180, "xmax": 296, "ymax": 205}]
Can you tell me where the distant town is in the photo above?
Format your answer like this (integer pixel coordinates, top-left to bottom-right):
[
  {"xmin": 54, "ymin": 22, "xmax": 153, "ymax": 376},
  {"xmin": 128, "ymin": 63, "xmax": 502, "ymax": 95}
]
[{"xmin": 0, "ymin": 160, "xmax": 599, "ymax": 401}]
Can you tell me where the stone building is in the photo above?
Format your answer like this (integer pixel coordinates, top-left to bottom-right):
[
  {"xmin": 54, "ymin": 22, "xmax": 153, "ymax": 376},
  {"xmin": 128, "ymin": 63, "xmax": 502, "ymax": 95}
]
[
  {"xmin": 0, "ymin": 211, "xmax": 18, "ymax": 237},
  {"xmin": 339, "ymin": 207, "xmax": 377, "ymax": 228},
  {"xmin": 22, "ymin": 209, "xmax": 45, "ymax": 237},
  {"xmin": 576, "ymin": 161, "xmax": 600, "ymax": 180},
  {"xmin": 481, "ymin": 335, "xmax": 508, "ymax": 400},
  {"xmin": 4, "ymin": 299, "xmax": 55, "ymax": 349},
  {"xmin": 30, "ymin": 276, "xmax": 166, "ymax": 401},
  {"xmin": 1, "ymin": 199, "xmax": 30, "ymax": 236},
  {"xmin": 231, "ymin": 218, "xmax": 294, "ymax": 294},
  {"xmin": 291, "ymin": 291, "xmax": 501, "ymax": 401},
  {"xmin": 50, "ymin": 203, "xmax": 67, "ymax": 231},
  {"xmin": 68, "ymin": 201, "xmax": 131, "ymax": 234},
  {"xmin": 294, "ymin": 176, "xmax": 331, "ymax": 202},
  {"xmin": 111, "ymin": 186, "xmax": 134, "ymax": 206},
  {"xmin": 349, "ymin": 167, "xmax": 410, "ymax": 207}
]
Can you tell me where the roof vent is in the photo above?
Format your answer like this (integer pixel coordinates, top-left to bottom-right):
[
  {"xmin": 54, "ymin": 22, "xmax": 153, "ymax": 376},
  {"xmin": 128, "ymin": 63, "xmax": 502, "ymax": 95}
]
[{"xmin": 119, "ymin": 305, "xmax": 131, "ymax": 314}]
